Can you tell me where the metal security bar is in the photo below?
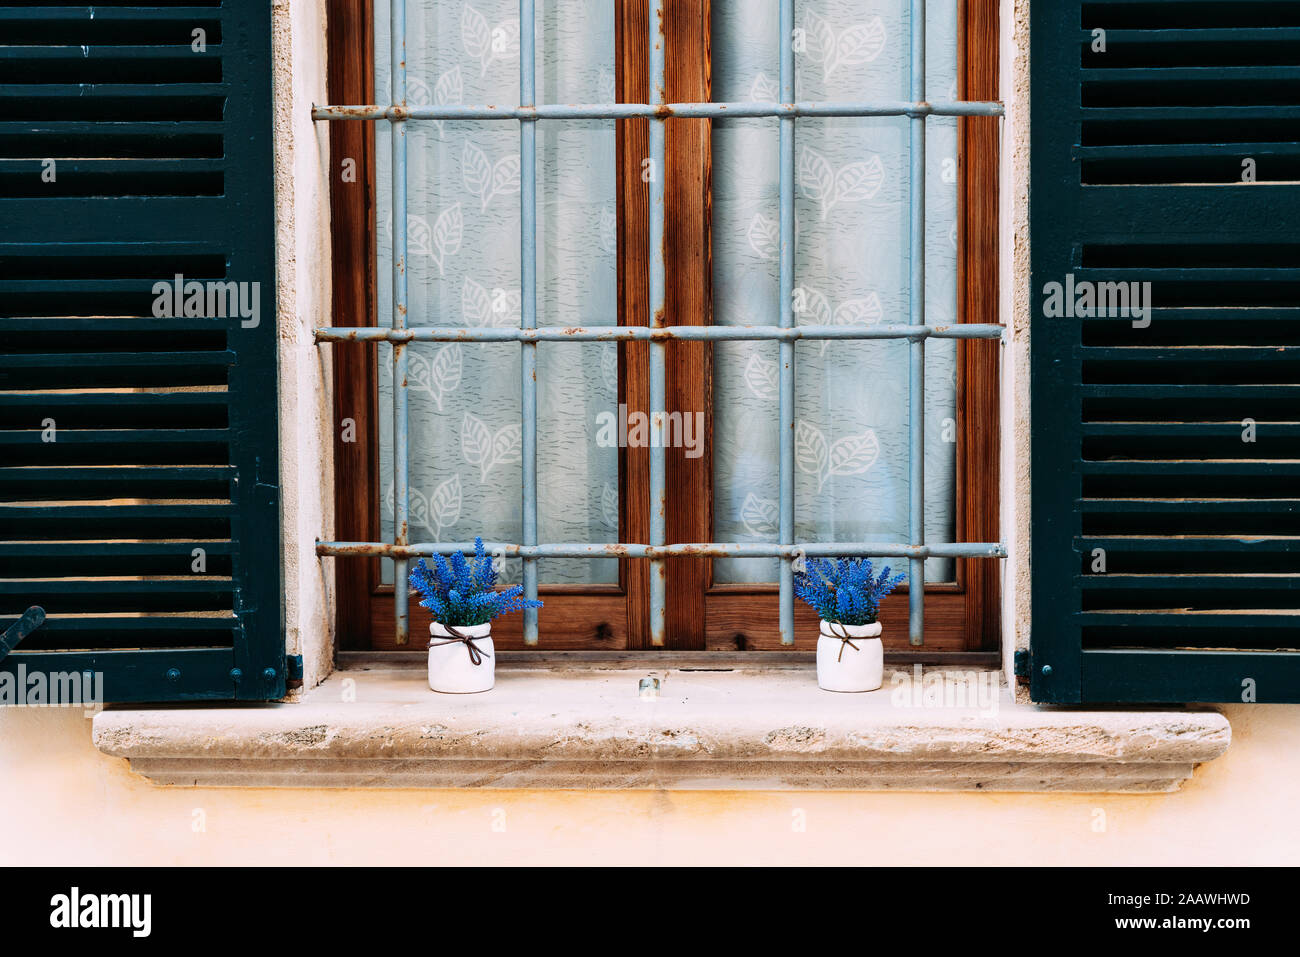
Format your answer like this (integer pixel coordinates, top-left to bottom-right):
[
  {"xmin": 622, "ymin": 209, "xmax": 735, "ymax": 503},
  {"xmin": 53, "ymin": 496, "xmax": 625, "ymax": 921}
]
[{"xmin": 313, "ymin": 0, "xmax": 1006, "ymax": 648}]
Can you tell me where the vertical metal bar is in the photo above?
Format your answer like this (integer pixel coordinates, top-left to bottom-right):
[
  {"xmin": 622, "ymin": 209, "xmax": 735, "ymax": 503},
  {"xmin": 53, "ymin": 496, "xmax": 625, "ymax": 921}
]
[
  {"xmin": 648, "ymin": 1, "xmax": 668, "ymax": 646},
  {"xmin": 520, "ymin": 0, "xmax": 540, "ymax": 644},
  {"xmin": 391, "ymin": 0, "xmax": 410, "ymax": 645},
  {"xmin": 908, "ymin": 0, "xmax": 926, "ymax": 645},
  {"xmin": 777, "ymin": 0, "xmax": 796, "ymax": 645}
]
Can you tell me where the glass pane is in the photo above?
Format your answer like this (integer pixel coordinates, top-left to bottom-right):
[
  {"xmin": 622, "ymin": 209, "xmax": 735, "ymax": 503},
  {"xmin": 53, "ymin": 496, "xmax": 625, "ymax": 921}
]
[
  {"xmin": 711, "ymin": 0, "xmax": 959, "ymax": 584},
  {"xmin": 375, "ymin": 0, "xmax": 619, "ymax": 586}
]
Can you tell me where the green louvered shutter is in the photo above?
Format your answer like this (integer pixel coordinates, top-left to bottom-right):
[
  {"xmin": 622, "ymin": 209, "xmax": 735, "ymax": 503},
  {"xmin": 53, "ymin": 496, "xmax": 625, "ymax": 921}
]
[
  {"xmin": 0, "ymin": 1, "xmax": 283, "ymax": 702},
  {"xmin": 1031, "ymin": 0, "xmax": 1300, "ymax": 703}
]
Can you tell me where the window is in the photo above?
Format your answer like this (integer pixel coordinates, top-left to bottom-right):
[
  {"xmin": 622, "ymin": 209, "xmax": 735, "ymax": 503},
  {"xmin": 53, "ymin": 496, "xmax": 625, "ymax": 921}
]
[{"xmin": 321, "ymin": 0, "xmax": 1002, "ymax": 657}]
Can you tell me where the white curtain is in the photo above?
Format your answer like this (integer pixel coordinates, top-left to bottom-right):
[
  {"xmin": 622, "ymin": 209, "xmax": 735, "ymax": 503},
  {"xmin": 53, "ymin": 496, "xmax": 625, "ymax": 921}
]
[
  {"xmin": 376, "ymin": 0, "xmax": 619, "ymax": 585},
  {"xmin": 711, "ymin": 0, "xmax": 959, "ymax": 583},
  {"xmin": 375, "ymin": 0, "xmax": 959, "ymax": 587}
]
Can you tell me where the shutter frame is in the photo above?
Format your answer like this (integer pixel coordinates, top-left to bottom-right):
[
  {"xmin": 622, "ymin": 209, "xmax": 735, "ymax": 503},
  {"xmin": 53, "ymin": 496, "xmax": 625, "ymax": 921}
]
[
  {"xmin": 0, "ymin": 0, "xmax": 283, "ymax": 703},
  {"xmin": 1030, "ymin": 0, "xmax": 1300, "ymax": 704}
]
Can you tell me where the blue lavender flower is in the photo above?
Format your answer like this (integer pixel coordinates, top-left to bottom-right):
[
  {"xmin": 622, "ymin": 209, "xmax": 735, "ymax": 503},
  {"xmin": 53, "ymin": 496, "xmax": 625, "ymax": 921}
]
[
  {"xmin": 793, "ymin": 556, "xmax": 906, "ymax": 626},
  {"xmin": 408, "ymin": 537, "xmax": 543, "ymax": 627}
]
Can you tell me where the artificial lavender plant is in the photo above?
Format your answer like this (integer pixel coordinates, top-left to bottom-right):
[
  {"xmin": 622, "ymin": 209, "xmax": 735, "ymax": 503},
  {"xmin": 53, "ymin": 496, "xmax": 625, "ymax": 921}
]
[
  {"xmin": 409, "ymin": 537, "xmax": 542, "ymax": 627},
  {"xmin": 793, "ymin": 557, "xmax": 906, "ymax": 626}
]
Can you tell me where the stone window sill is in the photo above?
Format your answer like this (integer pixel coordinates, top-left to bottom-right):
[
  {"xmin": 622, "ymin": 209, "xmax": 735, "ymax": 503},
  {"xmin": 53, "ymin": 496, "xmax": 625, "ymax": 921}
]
[{"xmin": 91, "ymin": 658, "xmax": 1231, "ymax": 792}]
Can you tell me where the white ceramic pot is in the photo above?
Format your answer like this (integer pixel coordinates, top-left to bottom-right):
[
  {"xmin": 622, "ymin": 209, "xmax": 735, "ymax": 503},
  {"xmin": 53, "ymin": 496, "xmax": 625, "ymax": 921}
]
[
  {"xmin": 816, "ymin": 620, "xmax": 883, "ymax": 692},
  {"xmin": 428, "ymin": 621, "xmax": 494, "ymax": 693}
]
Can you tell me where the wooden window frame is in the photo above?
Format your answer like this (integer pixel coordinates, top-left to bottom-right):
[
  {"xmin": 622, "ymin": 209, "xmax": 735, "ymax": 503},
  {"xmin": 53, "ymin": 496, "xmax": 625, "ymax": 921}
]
[{"xmin": 326, "ymin": 0, "xmax": 999, "ymax": 658}]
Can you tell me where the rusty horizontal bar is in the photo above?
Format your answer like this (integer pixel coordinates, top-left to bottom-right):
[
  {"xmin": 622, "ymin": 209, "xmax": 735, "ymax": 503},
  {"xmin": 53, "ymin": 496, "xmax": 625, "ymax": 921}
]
[
  {"xmin": 316, "ymin": 540, "xmax": 1008, "ymax": 560},
  {"xmin": 315, "ymin": 323, "xmax": 1005, "ymax": 344},
  {"xmin": 311, "ymin": 99, "xmax": 1004, "ymax": 122}
]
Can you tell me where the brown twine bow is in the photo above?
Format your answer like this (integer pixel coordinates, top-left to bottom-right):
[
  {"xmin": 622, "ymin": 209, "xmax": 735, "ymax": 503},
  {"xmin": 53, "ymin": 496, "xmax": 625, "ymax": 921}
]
[
  {"xmin": 428, "ymin": 624, "xmax": 492, "ymax": 666},
  {"xmin": 825, "ymin": 621, "xmax": 862, "ymax": 663}
]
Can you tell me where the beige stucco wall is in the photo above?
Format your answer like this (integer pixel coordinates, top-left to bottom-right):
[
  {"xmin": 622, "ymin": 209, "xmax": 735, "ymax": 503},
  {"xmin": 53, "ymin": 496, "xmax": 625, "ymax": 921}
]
[
  {"xmin": 999, "ymin": 0, "xmax": 1032, "ymax": 685},
  {"xmin": 3, "ymin": 703, "xmax": 1299, "ymax": 866},
  {"xmin": 272, "ymin": 0, "xmax": 336, "ymax": 692},
  {"xmin": 4, "ymin": 0, "xmax": 1300, "ymax": 868}
]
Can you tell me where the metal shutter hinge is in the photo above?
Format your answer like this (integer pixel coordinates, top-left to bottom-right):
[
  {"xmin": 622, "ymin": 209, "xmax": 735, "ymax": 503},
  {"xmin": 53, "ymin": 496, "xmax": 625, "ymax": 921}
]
[
  {"xmin": 0, "ymin": 606, "xmax": 45, "ymax": 663},
  {"xmin": 1013, "ymin": 649, "xmax": 1031, "ymax": 680}
]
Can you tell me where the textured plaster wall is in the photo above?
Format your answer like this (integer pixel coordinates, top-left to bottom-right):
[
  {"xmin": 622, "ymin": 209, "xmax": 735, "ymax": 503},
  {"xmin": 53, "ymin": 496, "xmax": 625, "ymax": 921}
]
[
  {"xmin": 4, "ymin": 0, "xmax": 1300, "ymax": 867},
  {"xmin": 1000, "ymin": 0, "xmax": 1031, "ymax": 688},
  {"xmin": 272, "ymin": 0, "xmax": 335, "ymax": 691}
]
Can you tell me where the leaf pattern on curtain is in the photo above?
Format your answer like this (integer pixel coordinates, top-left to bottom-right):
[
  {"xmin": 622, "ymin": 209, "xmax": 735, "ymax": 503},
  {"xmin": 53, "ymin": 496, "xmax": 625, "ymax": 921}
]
[
  {"xmin": 376, "ymin": 0, "xmax": 619, "ymax": 586},
  {"xmin": 712, "ymin": 0, "xmax": 960, "ymax": 583},
  {"xmin": 373, "ymin": 0, "xmax": 960, "ymax": 589}
]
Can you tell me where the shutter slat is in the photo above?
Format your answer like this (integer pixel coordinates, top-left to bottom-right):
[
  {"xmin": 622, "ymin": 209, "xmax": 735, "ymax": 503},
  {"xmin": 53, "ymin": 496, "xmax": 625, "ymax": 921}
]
[
  {"xmin": 0, "ymin": 122, "xmax": 224, "ymax": 161},
  {"xmin": 1081, "ymin": 346, "xmax": 1300, "ymax": 360},
  {"xmin": 1081, "ymin": 104, "xmax": 1300, "ymax": 120},
  {"xmin": 1077, "ymin": 142, "xmax": 1300, "ymax": 159},
  {"xmin": 0, "ymin": 53, "xmax": 223, "ymax": 89},
  {"xmin": 0, "ymin": 159, "xmax": 225, "ymax": 198},
  {"xmin": 0, "ymin": 394, "xmax": 228, "ymax": 431},
  {"xmin": 1079, "ymin": 575, "xmax": 1300, "ymax": 590},
  {"xmin": 0, "ymin": 466, "xmax": 233, "ymax": 500},
  {"xmin": 0, "ymin": 542, "xmax": 235, "ymax": 558},
  {"xmin": 35, "ymin": 616, "xmax": 237, "ymax": 631},
  {"xmin": 2, "ymin": 353, "xmax": 235, "ymax": 369},
  {"xmin": 1081, "ymin": 612, "xmax": 1300, "ymax": 629},
  {"xmin": 0, "ymin": 45, "xmax": 221, "ymax": 57},
  {"xmin": 0, "ymin": 7, "xmax": 222, "ymax": 26},
  {"xmin": 21, "ymin": 615, "xmax": 239, "ymax": 654},
  {"xmin": 1084, "ymin": 65, "xmax": 1300, "ymax": 81},
  {"xmin": 0, "ymin": 505, "xmax": 235, "ymax": 518},
  {"xmin": 0, "ymin": 429, "xmax": 231, "ymax": 446},
  {"xmin": 1080, "ymin": 500, "xmax": 1300, "ymax": 514},
  {"xmin": 1079, "ymin": 537, "xmax": 1300, "ymax": 574},
  {"xmin": 1081, "ymin": 27, "xmax": 1300, "ymax": 45},
  {"xmin": 0, "ymin": 579, "xmax": 233, "ymax": 595},
  {"xmin": 1082, "ymin": 462, "xmax": 1300, "ymax": 476},
  {"xmin": 0, "ymin": 540, "xmax": 235, "ymax": 583}
]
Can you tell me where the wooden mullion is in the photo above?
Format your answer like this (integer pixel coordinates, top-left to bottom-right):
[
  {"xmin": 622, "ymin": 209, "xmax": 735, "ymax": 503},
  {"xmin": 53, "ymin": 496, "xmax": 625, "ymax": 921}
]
[
  {"xmin": 618, "ymin": 0, "xmax": 713, "ymax": 650},
  {"xmin": 327, "ymin": 0, "xmax": 379, "ymax": 651},
  {"xmin": 958, "ymin": 0, "xmax": 1001, "ymax": 651},
  {"xmin": 616, "ymin": 0, "xmax": 651, "ymax": 648},
  {"xmin": 664, "ymin": 0, "xmax": 713, "ymax": 650}
]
